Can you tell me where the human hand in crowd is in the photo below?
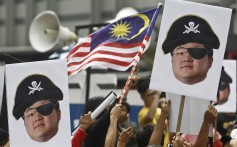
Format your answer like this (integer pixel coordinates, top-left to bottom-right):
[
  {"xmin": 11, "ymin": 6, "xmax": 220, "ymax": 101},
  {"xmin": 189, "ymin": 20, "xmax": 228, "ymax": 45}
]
[
  {"xmin": 172, "ymin": 132, "xmax": 185, "ymax": 147},
  {"xmin": 203, "ymin": 105, "xmax": 217, "ymax": 125},
  {"xmin": 226, "ymin": 121, "xmax": 235, "ymax": 135},
  {"xmin": 213, "ymin": 131, "xmax": 220, "ymax": 142},
  {"xmin": 110, "ymin": 104, "xmax": 122, "ymax": 120},
  {"xmin": 230, "ymin": 138, "xmax": 237, "ymax": 146},
  {"xmin": 213, "ymin": 129, "xmax": 222, "ymax": 143},
  {"xmin": 3, "ymin": 141, "xmax": 10, "ymax": 147},
  {"xmin": 79, "ymin": 111, "xmax": 96, "ymax": 131},
  {"xmin": 159, "ymin": 99, "xmax": 171, "ymax": 119},
  {"xmin": 171, "ymin": 132, "xmax": 192, "ymax": 147},
  {"xmin": 157, "ymin": 98, "xmax": 166, "ymax": 108},
  {"xmin": 117, "ymin": 127, "xmax": 134, "ymax": 147},
  {"xmin": 182, "ymin": 141, "xmax": 192, "ymax": 147}
]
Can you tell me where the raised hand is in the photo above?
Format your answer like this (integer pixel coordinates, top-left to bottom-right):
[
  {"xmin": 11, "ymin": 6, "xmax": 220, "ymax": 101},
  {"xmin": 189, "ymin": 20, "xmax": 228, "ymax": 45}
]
[
  {"xmin": 172, "ymin": 132, "xmax": 185, "ymax": 147},
  {"xmin": 204, "ymin": 105, "xmax": 217, "ymax": 125},
  {"xmin": 79, "ymin": 111, "xmax": 96, "ymax": 131},
  {"xmin": 117, "ymin": 127, "xmax": 134, "ymax": 147}
]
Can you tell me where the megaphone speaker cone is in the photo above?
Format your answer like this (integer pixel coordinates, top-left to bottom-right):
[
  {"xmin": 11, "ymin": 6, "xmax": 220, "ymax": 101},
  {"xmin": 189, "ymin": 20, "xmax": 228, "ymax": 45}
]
[{"xmin": 29, "ymin": 10, "xmax": 77, "ymax": 53}]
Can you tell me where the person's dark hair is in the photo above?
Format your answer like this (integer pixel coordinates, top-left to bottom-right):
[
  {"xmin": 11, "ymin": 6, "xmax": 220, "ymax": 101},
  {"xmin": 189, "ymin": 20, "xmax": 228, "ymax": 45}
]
[
  {"xmin": 135, "ymin": 124, "xmax": 164, "ymax": 147},
  {"xmin": 83, "ymin": 96, "xmax": 106, "ymax": 118},
  {"xmin": 136, "ymin": 124, "xmax": 154, "ymax": 147},
  {"xmin": 83, "ymin": 96, "xmax": 118, "ymax": 147},
  {"xmin": 160, "ymin": 92, "xmax": 166, "ymax": 98},
  {"xmin": 0, "ymin": 128, "xmax": 9, "ymax": 146},
  {"xmin": 221, "ymin": 135, "xmax": 231, "ymax": 147},
  {"xmin": 122, "ymin": 101, "xmax": 130, "ymax": 113},
  {"xmin": 137, "ymin": 77, "xmax": 150, "ymax": 95}
]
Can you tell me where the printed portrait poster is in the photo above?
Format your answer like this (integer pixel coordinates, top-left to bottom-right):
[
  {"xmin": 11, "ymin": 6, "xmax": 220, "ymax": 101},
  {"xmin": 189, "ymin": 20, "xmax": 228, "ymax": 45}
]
[
  {"xmin": 5, "ymin": 59, "xmax": 71, "ymax": 147},
  {"xmin": 0, "ymin": 66, "xmax": 4, "ymax": 114},
  {"xmin": 216, "ymin": 60, "xmax": 236, "ymax": 112},
  {"xmin": 166, "ymin": 92, "xmax": 211, "ymax": 136},
  {"xmin": 150, "ymin": 0, "xmax": 232, "ymax": 100}
]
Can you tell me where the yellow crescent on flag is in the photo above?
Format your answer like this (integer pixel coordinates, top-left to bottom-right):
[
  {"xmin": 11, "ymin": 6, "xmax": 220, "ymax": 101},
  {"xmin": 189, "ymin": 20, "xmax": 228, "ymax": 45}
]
[{"xmin": 125, "ymin": 14, "xmax": 150, "ymax": 40}]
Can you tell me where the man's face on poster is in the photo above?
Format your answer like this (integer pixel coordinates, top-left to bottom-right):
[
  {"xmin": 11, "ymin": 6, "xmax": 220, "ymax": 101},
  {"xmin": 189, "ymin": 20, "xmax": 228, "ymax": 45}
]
[
  {"xmin": 161, "ymin": 15, "xmax": 220, "ymax": 85},
  {"xmin": 171, "ymin": 42, "xmax": 213, "ymax": 85},
  {"xmin": 22, "ymin": 100, "xmax": 61, "ymax": 142},
  {"xmin": 217, "ymin": 82, "xmax": 231, "ymax": 105}
]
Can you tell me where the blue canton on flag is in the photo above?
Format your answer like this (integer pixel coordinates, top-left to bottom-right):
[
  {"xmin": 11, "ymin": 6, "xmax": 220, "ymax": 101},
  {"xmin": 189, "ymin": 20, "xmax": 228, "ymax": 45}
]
[{"xmin": 67, "ymin": 4, "xmax": 162, "ymax": 78}]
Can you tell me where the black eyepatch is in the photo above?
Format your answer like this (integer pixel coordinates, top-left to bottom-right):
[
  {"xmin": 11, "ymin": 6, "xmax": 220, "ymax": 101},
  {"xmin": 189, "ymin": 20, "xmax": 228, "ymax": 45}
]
[
  {"xmin": 35, "ymin": 103, "xmax": 56, "ymax": 116},
  {"xmin": 187, "ymin": 48, "xmax": 210, "ymax": 59},
  {"xmin": 173, "ymin": 46, "xmax": 212, "ymax": 59}
]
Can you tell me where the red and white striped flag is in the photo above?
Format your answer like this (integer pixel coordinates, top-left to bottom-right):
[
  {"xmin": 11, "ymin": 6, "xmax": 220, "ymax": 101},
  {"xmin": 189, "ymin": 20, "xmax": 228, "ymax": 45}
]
[{"xmin": 66, "ymin": 4, "xmax": 162, "ymax": 79}]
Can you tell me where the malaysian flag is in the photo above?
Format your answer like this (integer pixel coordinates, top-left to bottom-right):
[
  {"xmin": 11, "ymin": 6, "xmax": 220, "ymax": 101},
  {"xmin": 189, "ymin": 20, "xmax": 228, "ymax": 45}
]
[{"xmin": 67, "ymin": 4, "xmax": 162, "ymax": 78}]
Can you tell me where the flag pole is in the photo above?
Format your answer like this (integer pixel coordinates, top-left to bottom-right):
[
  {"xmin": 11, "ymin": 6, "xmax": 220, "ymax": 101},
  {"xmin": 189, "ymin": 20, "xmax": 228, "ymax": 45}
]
[
  {"xmin": 119, "ymin": 61, "xmax": 138, "ymax": 104},
  {"xmin": 118, "ymin": 3, "xmax": 162, "ymax": 104},
  {"xmin": 176, "ymin": 95, "xmax": 185, "ymax": 132}
]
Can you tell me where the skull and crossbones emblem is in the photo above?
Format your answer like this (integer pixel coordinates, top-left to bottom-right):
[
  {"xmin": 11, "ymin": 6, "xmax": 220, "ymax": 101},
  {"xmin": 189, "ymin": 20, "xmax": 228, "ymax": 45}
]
[
  {"xmin": 183, "ymin": 21, "xmax": 200, "ymax": 34},
  {"xmin": 28, "ymin": 81, "xmax": 44, "ymax": 95}
]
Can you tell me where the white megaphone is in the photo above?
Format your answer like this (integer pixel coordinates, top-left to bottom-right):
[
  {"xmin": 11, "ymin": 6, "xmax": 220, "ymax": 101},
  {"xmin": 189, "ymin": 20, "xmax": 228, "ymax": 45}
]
[
  {"xmin": 107, "ymin": 7, "xmax": 138, "ymax": 23},
  {"xmin": 29, "ymin": 10, "xmax": 77, "ymax": 53}
]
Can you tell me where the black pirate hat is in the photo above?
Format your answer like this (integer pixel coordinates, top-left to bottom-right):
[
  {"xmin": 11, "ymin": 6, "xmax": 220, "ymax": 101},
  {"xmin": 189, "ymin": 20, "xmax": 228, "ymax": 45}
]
[
  {"xmin": 220, "ymin": 66, "xmax": 232, "ymax": 84},
  {"xmin": 13, "ymin": 74, "xmax": 63, "ymax": 120},
  {"xmin": 162, "ymin": 15, "xmax": 220, "ymax": 54}
]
